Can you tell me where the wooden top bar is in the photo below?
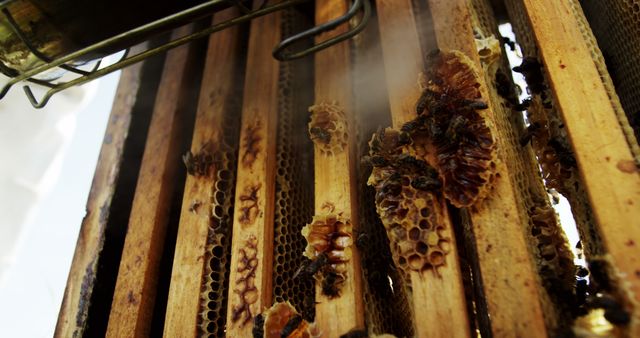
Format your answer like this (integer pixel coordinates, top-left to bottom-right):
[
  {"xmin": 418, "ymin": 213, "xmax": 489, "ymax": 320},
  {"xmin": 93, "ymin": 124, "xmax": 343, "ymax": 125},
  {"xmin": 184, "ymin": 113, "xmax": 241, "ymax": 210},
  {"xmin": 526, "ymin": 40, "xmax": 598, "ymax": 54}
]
[
  {"xmin": 106, "ymin": 26, "xmax": 200, "ymax": 338},
  {"xmin": 428, "ymin": 0, "xmax": 548, "ymax": 336},
  {"xmin": 520, "ymin": 0, "xmax": 640, "ymax": 334},
  {"xmin": 224, "ymin": 6, "xmax": 281, "ymax": 337},
  {"xmin": 54, "ymin": 44, "xmax": 153, "ymax": 338},
  {"xmin": 376, "ymin": 1, "xmax": 471, "ymax": 337},
  {"xmin": 162, "ymin": 9, "xmax": 243, "ymax": 338},
  {"xmin": 311, "ymin": 1, "xmax": 365, "ymax": 335}
]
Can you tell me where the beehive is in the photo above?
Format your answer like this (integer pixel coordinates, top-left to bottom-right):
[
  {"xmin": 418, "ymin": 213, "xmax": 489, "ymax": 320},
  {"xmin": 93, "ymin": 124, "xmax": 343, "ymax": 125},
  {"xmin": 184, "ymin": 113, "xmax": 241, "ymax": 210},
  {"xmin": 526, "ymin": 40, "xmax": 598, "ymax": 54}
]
[{"xmin": 56, "ymin": 1, "xmax": 640, "ymax": 337}]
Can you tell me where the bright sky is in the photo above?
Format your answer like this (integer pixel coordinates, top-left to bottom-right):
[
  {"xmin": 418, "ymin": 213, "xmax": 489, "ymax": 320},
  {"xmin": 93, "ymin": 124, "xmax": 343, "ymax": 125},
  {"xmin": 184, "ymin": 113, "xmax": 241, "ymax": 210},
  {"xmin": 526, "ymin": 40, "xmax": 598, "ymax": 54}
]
[{"xmin": 0, "ymin": 70, "xmax": 120, "ymax": 338}]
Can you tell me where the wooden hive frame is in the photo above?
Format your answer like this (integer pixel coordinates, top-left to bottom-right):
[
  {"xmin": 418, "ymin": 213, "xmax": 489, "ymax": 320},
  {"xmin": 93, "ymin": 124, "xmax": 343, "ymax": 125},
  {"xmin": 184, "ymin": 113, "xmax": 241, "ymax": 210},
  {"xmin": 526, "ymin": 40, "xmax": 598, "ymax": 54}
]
[{"xmin": 56, "ymin": 1, "xmax": 640, "ymax": 337}]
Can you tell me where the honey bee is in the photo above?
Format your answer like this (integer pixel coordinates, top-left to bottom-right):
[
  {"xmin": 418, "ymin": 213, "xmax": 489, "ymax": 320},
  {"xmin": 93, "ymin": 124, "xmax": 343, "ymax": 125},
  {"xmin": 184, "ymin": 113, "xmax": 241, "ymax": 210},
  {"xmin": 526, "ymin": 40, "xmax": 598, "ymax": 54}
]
[
  {"xmin": 355, "ymin": 229, "xmax": 369, "ymax": 250},
  {"xmin": 182, "ymin": 150, "xmax": 196, "ymax": 175},
  {"xmin": 548, "ymin": 138, "xmax": 577, "ymax": 168},
  {"xmin": 321, "ymin": 270, "xmax": 345, "ymax": 298},
  {"xmin": 362, "ymin": 155, "xmax": 389, "ymax": 167},
  {"xmin": 380, "ymin": 178, "xmax": 402, "ymax": 197},
  {"xmin": 395, "ymin": 153, "xmax": 431, "ymax": 172},
  {"xmin": 513, "ymin": 57, "xmax": 546, "ymax": 94},
  {"xmin": 309, "ymin": 126, "xmax": 331, "ymax": 144},
  {"xmin": 339, "ymin": 328, "xmax": 369, "ymax": 338},
  {"xmin": 401, "ymin": 114, "xmax": 428, "ymax": 134},
  {"xmin": 519, "ymin": 122, "xmax": 542, "ymax": 147},
  {"xmin": 293, "ymin": 252, "xmax": 329, "ymax": 280},
  {"xmin": 512, "ymin": 97, "xmax": 532, "ymax": 112},
  {"xmin": 588, "ymin": 294, "xmax": 630, "ymax": 325},
  {"xmin": 369, "ymin": 127, "xmax": 386, "ymax": 153},
  {"xmin": 411, "ymin": 175, "xmax": 442, "ymax": 191},
  {"xmin": 462, "ymin": 99, "xmax": 488, "ymax": 110},
  {"xmin": 501, "ymin": 36, "xmax": 516, "ymax": 51},
  {"xmin": 495, "ymin": 70, "xmax": 514, "ymax": 100},
  {"xmin": 444, "ymin": 115, "xmax": 468, "ymax": 143},
  {"xmin": 417, "ymin": 89, "xmax": 448, "ymax": 116},
  {"xmin": 280, "ymin": 315, "xmax": 303, "ymax": 337},
  {"xmin": 252, "ymin": 313, "xmax": 265, "ymax": 338},
  {"xmin": 397, "ymin": 131, "xmax": 412, "ymax": 146}
]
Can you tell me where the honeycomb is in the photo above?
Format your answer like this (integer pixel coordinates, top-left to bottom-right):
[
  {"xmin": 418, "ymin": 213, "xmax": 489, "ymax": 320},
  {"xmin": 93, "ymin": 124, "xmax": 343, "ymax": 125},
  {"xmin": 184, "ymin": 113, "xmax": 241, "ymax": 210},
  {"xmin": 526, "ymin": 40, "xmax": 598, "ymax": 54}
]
[
  {"xmin": 301, "ymin": 213, "xmax": 353, "ymax": 298},
  {"xmin": 253, "ymin": 302, "xmax": 319, "ymax": 338},
  {"xmin": 580, "ymin": 0, "xmax": 640, "ymax": 154},
  {"xmin": 529, "ymin": 204, "xmax": 576, "ymax": 296},
  {"xmin": 271, "ymin": 7, "xmax": 316, "ymax": 320},
  {"xmin": 366, "ymin": 128, "xmax": 451, "ymax": 275},
  {"xmin": 418, "ymin": 50, "xmax": 497, "ymax": 208},
  {"xmin": 197, "ymin": 79, "xmax": 242, "ymax": 336},
  {"xmin": 308, "ymin": 101, "xmax": 349, "ymax": 156}
]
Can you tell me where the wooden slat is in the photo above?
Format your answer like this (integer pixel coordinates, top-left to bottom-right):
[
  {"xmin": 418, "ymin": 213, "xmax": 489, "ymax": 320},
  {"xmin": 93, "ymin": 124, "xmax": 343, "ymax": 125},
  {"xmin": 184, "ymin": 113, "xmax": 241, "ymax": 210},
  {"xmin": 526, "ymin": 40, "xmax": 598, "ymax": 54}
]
[
  {"xmin": 375, "ymin": 1, "xmax": 470, "ymax": 337},
  {"xmin": 105, "ymin": 26, "xmax": 200, "ymax": 338},
  {"xmin": 54, "ymin": 45, "xmax": 152, "ymax": 338},
  {"xmin": 519, "ymin": 0, "xmax": 640, "ymax": 333},
  {"xmin": 224, "ymin": 7, "xmax": 280, "ymax": 337},
  {"xmin": 427, "ymin": 0, "xmax": 548, "ymax": 336},
  {"xmin": 312, "ymin": 1, "xmax": 365, "ymax": 335},
  {"xmin": 162, "ymin": 9, "xmax": 242, "ymax": 338}
]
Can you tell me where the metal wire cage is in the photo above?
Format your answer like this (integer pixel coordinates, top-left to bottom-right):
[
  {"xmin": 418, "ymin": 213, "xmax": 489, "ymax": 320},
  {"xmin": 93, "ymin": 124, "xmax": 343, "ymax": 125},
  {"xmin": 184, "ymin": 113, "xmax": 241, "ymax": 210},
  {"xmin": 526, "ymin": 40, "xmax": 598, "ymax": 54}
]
[{"xmin": 0, "ymin": 0, "xmax": 370, "ymax": 108}]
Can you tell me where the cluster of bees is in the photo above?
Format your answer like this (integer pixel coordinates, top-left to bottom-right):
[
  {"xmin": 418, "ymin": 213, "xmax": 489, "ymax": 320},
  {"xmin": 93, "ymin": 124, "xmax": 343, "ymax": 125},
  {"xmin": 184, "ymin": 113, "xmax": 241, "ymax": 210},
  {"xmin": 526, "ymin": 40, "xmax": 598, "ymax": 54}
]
[{"xmin": 366, "ymin": 49, "xmax": 496, "ymax": 275}]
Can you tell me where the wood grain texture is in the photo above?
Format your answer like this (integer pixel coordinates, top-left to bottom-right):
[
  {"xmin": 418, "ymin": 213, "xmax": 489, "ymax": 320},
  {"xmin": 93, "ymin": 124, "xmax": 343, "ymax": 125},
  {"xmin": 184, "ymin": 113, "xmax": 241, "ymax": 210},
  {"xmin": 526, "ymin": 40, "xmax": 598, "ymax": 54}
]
[
  {"xmin": 105, "ymin": 26, "xmax": 200, "ymax": 338},
  {"xmin": 375, "ymin": 1, "xmax": 470, "ymax": 337},
  {"xmin": 224, "ymin": 8, "xmax": 280, "ymax": 337},
  {"xmin": 162, "ymin": 9, "xmax": 243, "ymax": 338},
  {"xmin": 520, "ymin": 0, "xmax": 640, "ymax": 334},
  {"xmin": 428, "ymin": 0, "xmax": 548, "ymax": 336},
  {"xmin": 54, "ymin": 46, "xmax": 148, "ymax": 338},
  {"xmin": 312, "ymin": 1, "xmax": 365, "ymax": 335}
]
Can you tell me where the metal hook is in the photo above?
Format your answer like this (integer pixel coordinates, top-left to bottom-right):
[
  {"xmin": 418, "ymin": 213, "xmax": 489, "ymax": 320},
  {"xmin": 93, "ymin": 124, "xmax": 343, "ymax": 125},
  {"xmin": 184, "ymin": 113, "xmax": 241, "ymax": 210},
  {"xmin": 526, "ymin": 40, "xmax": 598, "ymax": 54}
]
[
  {"xmin": 272, "ymin": 0, "xmax": 371, "ymax": 61},
  {"xmin": 23, "ymin": 84, "xmax": 54, "ymax": 108}
]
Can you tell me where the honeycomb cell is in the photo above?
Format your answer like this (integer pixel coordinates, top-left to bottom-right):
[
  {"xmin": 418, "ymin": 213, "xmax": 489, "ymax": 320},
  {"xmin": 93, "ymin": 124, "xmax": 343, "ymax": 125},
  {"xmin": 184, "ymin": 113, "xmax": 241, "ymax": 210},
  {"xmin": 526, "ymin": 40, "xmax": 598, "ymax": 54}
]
[
  {"xmin": 408, "ymin": 227, "xmax": 420, "ymax": 241},
  {"xmin": 308, "ymin": 101, "xmax": 349, "ymax": 156},
  {"xmin": 416, "ymin": 241, "xmax": 428, "ymax": 255}
]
